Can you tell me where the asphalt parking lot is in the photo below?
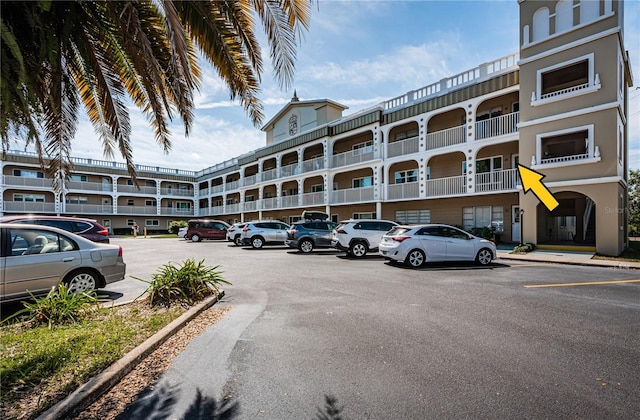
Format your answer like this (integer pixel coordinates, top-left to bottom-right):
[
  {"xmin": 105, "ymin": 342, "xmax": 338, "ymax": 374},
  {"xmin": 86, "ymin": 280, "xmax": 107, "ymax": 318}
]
[{"xmin": 98, "ymin": 237, "xmax": 640, "ymax": 419}]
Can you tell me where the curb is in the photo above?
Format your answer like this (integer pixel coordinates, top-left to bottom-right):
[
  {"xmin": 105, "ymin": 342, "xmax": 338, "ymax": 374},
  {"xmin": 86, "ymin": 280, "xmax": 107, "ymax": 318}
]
[
  {"xmin": 37, "ymin": 291, "xmax": 225, "ymax": 420},
  {"xmin": 497, "ymin": 254, "xmax": 640, "ymax": 270}
]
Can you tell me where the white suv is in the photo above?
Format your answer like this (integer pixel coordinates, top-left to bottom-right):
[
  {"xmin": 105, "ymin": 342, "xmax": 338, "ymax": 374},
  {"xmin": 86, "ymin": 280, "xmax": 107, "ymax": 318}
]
[
  {"xmin": 331, "ymin": 219, "xmax": 398, "ymax": 258},
  {"xmin": 241, "ymin": 221, "xmax": 291, "ymax": 249}
]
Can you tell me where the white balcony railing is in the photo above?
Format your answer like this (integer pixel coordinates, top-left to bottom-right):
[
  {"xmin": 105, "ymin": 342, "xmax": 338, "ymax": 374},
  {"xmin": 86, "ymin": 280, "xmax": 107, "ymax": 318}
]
[
  {"xmin": 117, "ymin": 185, "xmax": 157, "ymax": 194},
  {"xmin": 199, "ymin": 187, "xmax": 209, "ymax": 196},
  {"xmin": 332, "ymin": 149, "xmax": 375, "ymax": 168},
  {"xmin": 68, "ymin": 181, "xmax": 111, "ymax": 192},
  {"xmin": 302, "ymin": 191, "xmax": 325, "ymax": 206},
  {"xmin": 262, "ymin": 197, "xmax": 278, "ymax": 210},
  {"xmin": 161, "ymin": 188, "xmax": 193, "ymax": 196},
  {"xmin": 425, "ymin": 175, "xmax": 466, "ymax": 197},
  {"xmin": 387, "ymin": 136, "xmax": 419, "ymax": 158},
  {"xmin": 211, "ymin": 184, "xmax": 224, "ymax": 194},
  {"xmin": 387, "ymin": 181, "xmax": 420, "ymax": 200},
  {"xmin": 475, "ymin": 112, "xmax": 519, "ymax": 140},
  {"xmin": 243, "ymin": 201, "xmax": 257, "ymax": 212},
  {"xmin": 210, "ymin": 205, "xmax": 224, "ymax": 215},
  {"xmin": 540, "ymin": 153, "xmax": 590, "ymax": 165},
  {"xmin": 331, "ymin": 186, "xmax": 374, "ymax": 204},
  {"xmin": 226, "ymin": 203, "xmax": 240, "ymax": 213},
  {"xmin": 160, "ymin": 207, "xmax": 194, "ymax": 216},
  {"xmin": 540, "ymin": 82, "xmax": 590, "ymax": 101},
  {"xmin": 65, "ymin": 204, "xmax": 113, "ymax": 214},
  {"xmin": 475, "ymin": 169, "xmax": 519, "ymax": 193},
  {"xmin": 281, "ymin": 195, "xmax": 299, "ymax": 208},
  {"xmin": 117, "ymin": 205, "xmax": 158, "ymax": 215},
  {"xmin": 262, "ymin": 168, "xmax": 278, "ymax": 182},
  {"xmin": 3, "ymin": 201, "xmax": 56, "ymax": 213},
  {"xmin": 225, "ymin": 180, "xmax": 240, "ymax": 191},
  {"xmin": 426, "ymin": 125, "xmax": 465, "ymax": 150},
  {"xmin": 302, "ymin": 157, "xmax": 325, "ymax": 173},
  {"xmin": 2, "ymin": 175, "xmax": 54, "ymax": 189},
  {"xmin": 280, "ymin": 163, "xmax": 301, "ymax": 178},
  {"xmin": 243, "ymin": 174, "xmax": 257, "ymax": 187}
]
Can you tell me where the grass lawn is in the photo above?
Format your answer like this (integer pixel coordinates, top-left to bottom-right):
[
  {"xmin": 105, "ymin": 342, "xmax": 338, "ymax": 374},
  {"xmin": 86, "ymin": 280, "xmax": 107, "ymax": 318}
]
[
  {"xmin": 0, "ymin": 300, "xmax": 184, "ymax": 419},
  {"xmin": 593, "ymin": 240, "xmax": 640, "ymax": 262}
]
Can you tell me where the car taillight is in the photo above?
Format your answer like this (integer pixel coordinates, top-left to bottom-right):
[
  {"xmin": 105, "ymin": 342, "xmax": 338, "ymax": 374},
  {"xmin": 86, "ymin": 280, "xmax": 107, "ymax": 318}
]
[
  {"xmin": 242, "ymin": 227, "xmax": 250, "ymax": 232},
  {"xmin": 118, "ymin": 246, "xmax": 123, "ymax": 257},
  {"xmin": 97, "ymin": 229, "xmax": 109, "ymax": 236},
  {"xmin": 289, "ymin": 229, "xmax": 298, "ymax": 234},
  {"xmin": 336, "ymin": 229, "xmax": 347, "ymax": 234},
  {"xmin": 391, "ymin": 235, "xmax": 411, "ymax": 242},
  {"xmin": 229, "ymin": 228, "xmax": 235, "ymax": 233}
]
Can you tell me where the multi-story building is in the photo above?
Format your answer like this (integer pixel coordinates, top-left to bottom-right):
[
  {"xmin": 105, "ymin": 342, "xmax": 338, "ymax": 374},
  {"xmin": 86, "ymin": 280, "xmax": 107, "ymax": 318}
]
[{"xmin": 0, "ymin": 0, "xmax": 633, "ymax": 255}]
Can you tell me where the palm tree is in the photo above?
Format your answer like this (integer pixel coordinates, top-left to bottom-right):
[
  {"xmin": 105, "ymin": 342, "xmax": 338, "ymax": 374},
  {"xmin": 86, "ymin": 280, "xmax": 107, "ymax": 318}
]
[{"xmin": 0, "ymin": 0, "xmax": 311, "ymax": 188}]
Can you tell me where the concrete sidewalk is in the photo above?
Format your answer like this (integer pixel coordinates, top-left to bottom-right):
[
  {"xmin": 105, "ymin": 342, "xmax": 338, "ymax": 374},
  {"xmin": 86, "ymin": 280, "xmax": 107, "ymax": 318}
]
[{"xmin": 497, "ymin": 248, "xmax": 640, "ymax": 269}]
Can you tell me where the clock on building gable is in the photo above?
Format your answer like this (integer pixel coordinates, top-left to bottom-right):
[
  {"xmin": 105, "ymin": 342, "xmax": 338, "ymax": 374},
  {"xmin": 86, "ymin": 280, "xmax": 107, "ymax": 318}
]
[{"xmin": 288, "ymin": 114, "xmax": 298, "ymax": 136}]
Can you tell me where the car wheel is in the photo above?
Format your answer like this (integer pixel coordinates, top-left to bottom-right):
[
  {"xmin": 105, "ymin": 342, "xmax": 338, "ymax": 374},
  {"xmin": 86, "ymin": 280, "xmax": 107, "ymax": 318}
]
[
  {"xmin": 191, "ymin": 234, "xmax": 201, "ymax": 242},
  {"xmin": 65, "ymin": 269, "xmax": 98, "ymax": 293},
  {"xmin": 234, "ymin": 235, "xmax": 243, "ymax": 246},
  {"xmin": 405, "ymin": 249, "xmax": 425, "ymax": 268},
  {"xmin": 298, "ymin": 239, "xmax": 314, "ymax": 253},
  {"xmin": 251, "ymin": 236, "xmax": 264, "ymax": 249},
  {"xmin": 476, "ymin": 248, "xmax": 493, "ymax": 265},
  {"xmin": 349, "ymin": 241, "xmax": 367, "ymax": 258}
]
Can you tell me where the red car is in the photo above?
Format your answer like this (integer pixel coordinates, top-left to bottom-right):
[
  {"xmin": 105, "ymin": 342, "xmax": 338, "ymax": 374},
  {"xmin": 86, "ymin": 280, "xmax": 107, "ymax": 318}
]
[
  {"xmin": 186, "ymin": 219, "xmax": 230, "ymax": 242},
  {"xmin": 0, "ymin": 215, "xmax": 110, "ymax": 243}
]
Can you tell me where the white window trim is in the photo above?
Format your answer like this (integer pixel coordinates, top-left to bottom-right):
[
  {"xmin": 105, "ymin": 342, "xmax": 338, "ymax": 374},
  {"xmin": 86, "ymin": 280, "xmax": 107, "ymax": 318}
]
[
  {"xmin": 145, "ymin": 219, "xmax": 160, "ymax": 227},
  {"xmin": 476, "ymin": 155, "xmax": 503, "ymax": 173},
  {"xmin": 394, "ymin": 169, "xmax": 418, "ymax": 184},
  {"xmin": 352, "ymin": 176, "xmax": 373, "ymax": 189},
  {"xmin": 532, "ymin": 53, "xmax": 600, "ymax": 106},
  {"xmin": 533, "ymin": 124, "xmax": 601, "ymax": 170}
]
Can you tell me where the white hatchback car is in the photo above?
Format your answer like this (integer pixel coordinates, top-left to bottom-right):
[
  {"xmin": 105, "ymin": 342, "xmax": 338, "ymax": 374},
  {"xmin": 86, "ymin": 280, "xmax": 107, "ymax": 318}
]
[{"xmin": 379, "ymin": 224, "xmax": 496, "ymax": 268}]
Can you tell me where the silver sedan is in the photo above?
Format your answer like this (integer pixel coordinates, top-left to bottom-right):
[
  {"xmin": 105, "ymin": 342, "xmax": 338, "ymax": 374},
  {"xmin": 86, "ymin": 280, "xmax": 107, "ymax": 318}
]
[
  {"xmin": 1, "ymin": 223, "xmax": 126, "ymax": 302},
  {"xmin": 379, "ymin": 224, "xmax": 496, "ymax": 268}
]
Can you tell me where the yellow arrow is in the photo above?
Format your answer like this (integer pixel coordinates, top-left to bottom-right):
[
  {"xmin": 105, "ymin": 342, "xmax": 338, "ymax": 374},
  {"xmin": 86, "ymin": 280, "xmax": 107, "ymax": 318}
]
[{"xmin": 517, "ymin": 164, "xmax": 559, "ymax": 211}]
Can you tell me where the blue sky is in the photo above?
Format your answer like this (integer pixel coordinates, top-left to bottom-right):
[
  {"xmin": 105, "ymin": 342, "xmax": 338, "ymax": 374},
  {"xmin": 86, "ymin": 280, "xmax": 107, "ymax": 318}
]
[{"xmin": 9, "ymin": 0, "xmax": 640, "ymax": 171}]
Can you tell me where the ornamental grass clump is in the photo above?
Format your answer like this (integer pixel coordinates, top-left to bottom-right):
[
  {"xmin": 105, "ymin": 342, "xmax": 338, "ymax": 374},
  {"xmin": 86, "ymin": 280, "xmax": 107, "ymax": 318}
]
[
  {"xmin": 139, "ymin": 259, "xmax": 230, "ymax": 307},
  {"xmin": 4, "ymin": 284, "xmax": 100, "ymax": 329}
]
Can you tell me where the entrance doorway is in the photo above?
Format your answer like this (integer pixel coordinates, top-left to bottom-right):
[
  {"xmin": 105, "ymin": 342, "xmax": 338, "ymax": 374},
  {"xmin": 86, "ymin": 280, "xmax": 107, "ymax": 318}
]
[
  {"xmin": 511, "ymin": 205, "xmax": 521, "ymax": 243},
  {"xmin": 537, "ymin": 192, "xmax": 595, "ymax": 245}
]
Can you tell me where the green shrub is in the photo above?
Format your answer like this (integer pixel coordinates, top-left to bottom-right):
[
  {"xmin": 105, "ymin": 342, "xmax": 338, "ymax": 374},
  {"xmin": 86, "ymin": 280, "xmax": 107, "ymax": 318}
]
[
  {"xmin": 513, "ymin": 242, "xmax": 536, "ymax": 253},
  {"xmin": 4, "ymin": 284, "xmax": 100, "ymax": 329},
  {"xmin": 168, "ymin": 220, "xmax": 188, "ymax": 234},
  {"xmin": 138, "ymin": 259, "xmax": 231, "ymax": 307}
]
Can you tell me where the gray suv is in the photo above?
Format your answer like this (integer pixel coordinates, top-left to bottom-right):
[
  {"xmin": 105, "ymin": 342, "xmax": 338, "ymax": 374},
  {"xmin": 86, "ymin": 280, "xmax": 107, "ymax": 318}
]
[
  {"xmin": 331, "ymin": 219, "xmax": 398, "ymax": 258},
  {"xmin": 285, "ymin": 220, "xmax": 338, "ymax": 253},
  {"xmin": 241, "ymin": 221, "xmax": 290, "ymax": 249}
]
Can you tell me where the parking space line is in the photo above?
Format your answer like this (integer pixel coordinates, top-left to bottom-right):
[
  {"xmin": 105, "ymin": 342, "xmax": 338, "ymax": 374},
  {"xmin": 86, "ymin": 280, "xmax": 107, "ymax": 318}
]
[{"xmin": 524, "ymin": 279, "xmax": 640, "ymax": 288}]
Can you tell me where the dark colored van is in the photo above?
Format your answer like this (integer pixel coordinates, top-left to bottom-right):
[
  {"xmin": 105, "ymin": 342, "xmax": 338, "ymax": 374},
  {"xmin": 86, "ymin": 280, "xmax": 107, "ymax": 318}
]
[{"xmin": 186, "ymin": 219, "xmax": 230, "ymax": 242}]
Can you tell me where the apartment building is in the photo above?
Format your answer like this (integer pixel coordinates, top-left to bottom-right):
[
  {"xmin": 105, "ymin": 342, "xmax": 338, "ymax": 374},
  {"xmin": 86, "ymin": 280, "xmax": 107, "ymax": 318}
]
[{"xmin": 0, "ymin": 0, "xmax": 633, "ymax": 255}]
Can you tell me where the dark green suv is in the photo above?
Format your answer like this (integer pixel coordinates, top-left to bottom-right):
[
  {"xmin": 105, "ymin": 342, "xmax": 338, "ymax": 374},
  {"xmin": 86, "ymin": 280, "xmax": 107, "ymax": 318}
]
[{"xmin": 285, "ymin": 220, "xmax": 338, "ymax": 253}]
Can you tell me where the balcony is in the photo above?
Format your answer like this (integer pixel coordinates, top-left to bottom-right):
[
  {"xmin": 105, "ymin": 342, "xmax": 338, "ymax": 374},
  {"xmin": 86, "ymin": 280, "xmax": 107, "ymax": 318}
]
[
  {"xmin": 262, "ymin": 168, "xmax": 278, "ymax": 182},
  {"xmin": 117, "ymin": 185, "xmax": 157, "ymax": 194},
  {"xmin": 425, "ymin": 175, "xmax": 466, "ymax": 197},
  {"xmin": 68, "ymin": 180, "xmax": 112, "ymax": 192},
  {"xmin": 65, "ymin": 204, "xmax": 113, "ymax": 214},
  {"xmin": 301, "ymin": 191, "xmax": 325, "ymax": 206},
  {"xmin": 225, "ymin": 180, "xmax": 240, "ymax": 191},
  {"xmin": 475, "ymin": 112, "xmax": 519, "ymax": 141},
  {"xmin": 244, "ymin": 201, "xmax": 258, "ymax": 212},
  {"xmin": 199, "ymin": 187, "xmax": 209, "ymax": 196},
  {"xmin": 387, "ymin": 181, "xmax": 419, "ymax": 200},
  {"xmin": 332, "ymin": 149, "xmax": 374, "ymax": 168},
  {"xmin": 387, "ymin": 136, "xmax": 419, "ymax": 158},
  {"xmin": 331, "ymin": 186, "xmax": 374, "ymax": 204},
  {"xmin": 262, "ymin": 197, "xmax": 278, "ymax": 210},
  {"xmin": 426, "ymin": 125, "xmax": 465, "ymax": 150},
  {"xmin": 475, "ymin": 169, "xmax": 519, "ymax": 193},
  {"xmin": 226, "ymin": 203, "xmax": 240, "ymax": 213},
  {"xmin": 3, "ymin": 201, "xmax": 56, "ymax": 213},
  {"xmin": 243, "ymin": 174, "xmax": 257, "ymax": 187},
  {"xmin": 3, "ymin": 175, "xmax": 53, "ymax": 189},
  {"xmin": 160, "ymin": 207, "xmax": 194, "ymax": 216},
  {"xmin": 117, "ymin": 205, "xmax": 158, "ymax": 215},
  {"xmin": 280, "ymin": 163, "xmax": 301, "ymax": 178},
  {"xmin": 210, "ymin": 205, "xmax": 224, "ymax": 215},
  {"xmin": 281, "ymin": 195, "xmax": 299, "ymax": 208},
  {"xmin": 302, "ymin": 157, "xmax": 325, "ymax": 173},
  {"xmin": 161, "ymin": 187, "xmax": 193, "ymax": 197},
  {"xmin": 211, "ymin": 184, "xmax": 224, "ymax": 194}
]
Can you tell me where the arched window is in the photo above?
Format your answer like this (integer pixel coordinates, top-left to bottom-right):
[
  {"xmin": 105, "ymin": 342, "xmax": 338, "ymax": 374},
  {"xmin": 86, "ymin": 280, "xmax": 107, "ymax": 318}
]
[
  {"xmin": 555, "ymin": 0, "xmax": 573, "ymax": 33},
  {"xmin": 533, "ymin": 8, "xmax": 550, "ymax": 42},
  {"xmin": 580, "ymin": 0, "xmax": 600, "ymax": 24}
]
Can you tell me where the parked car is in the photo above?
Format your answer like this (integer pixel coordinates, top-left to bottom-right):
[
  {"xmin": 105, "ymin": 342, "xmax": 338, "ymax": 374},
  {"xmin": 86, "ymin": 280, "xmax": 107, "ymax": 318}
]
[
  {"xmin": 241, "ymin": 221, "xmax": 290, "ymax": 249},
  {"xmin": 0, "ymin": 215, "xmax": 110, "ymax": 243},
  {"xmin": 0, "ymin": 223, "xmax": 126, "ymax": 302},
  {"xmin": 186, "ymin": 219, "xmax": 230, "ymax": 242},
  {"xmin": 378, "ymin": 224, "xmax": 496, "ymax": 268},
  {"xmin": 331, "ymin": 219, "xmax": 398, "ymax": 258},
  {"xmin": 226, "ymin": 222, "xmax": 247, "ymax": 246},
  {"xmin": 286, "ymin": 220, "xmax": 338, "ymax": 253},
  {"xmin": 178, "ymin": 226, "xmax": 188, "ymax": 239}
]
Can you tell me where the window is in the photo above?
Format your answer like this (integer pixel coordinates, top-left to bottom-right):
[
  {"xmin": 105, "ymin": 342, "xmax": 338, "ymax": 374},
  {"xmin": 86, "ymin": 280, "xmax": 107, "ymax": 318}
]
[
  {"xmin": 476, "ymin": 156, "xmax": 502, "ymax": 173},
  {"xmin": 311, "ymin": 184, "xmax": 324, "ymax": 193},
  {"xmin": 127, "ymin": 179, "xmax": 134, "ymax": 185},
  {"xmin": 532, "ymin": 7, "xmax": 550, "ymax": 42},
  {"xmin": 145, "ymin": 220, "xmax": 160, "ymax": 227},
  {"xmin": 555, "ymin": 0, "xmax": 574, "ymax": 34},
  {"xmin": 176, "ymin": 202, "xmax": 191, "ymax": 212},
  {"xmin": 245, "ymin": 195, "xmax": 255, "ymax": 202},
  {"xmin": 13, "ymin": 193, "xmax": 45, "ymax": 202},
  {"xmin": 69, "ymin": 175, "xmax": 87, "ymax": 182},
  {"xmin": 146, "ymin": 180, "xmax": 155, "ymax": 187},
  {"xmin": 127, "ymin": 199, "xmax": 134, "ymax": 206},
  {"xmin": 393, "ymin": 129, "xmax": 419, "ymax": 141},
  {"xmin": 353, "ymin": 177, "xmax": 373, "ymax": 188},
  {"xmin": 535, "ymin": 125, "xmax": 599, "ymax": 167},
  {"xmin": 463, "ymin": 206, "xmax": 504, "ymax": 233},
  {"xmin": 353, "ymin": 212, "xmax": 375, "ymax": 220},
  {"xmin": 127, "ymin": 219, "xmax": 135, "ymax": 226},
  {"xmin": 13, "ymin": 169, "xmax": 44, "ymax": 178},
  {"xmin": 66, "ymin": 196, "xmax": 88, "ymax": 204},
  {"xmin": 395, "ymin": 210, "xmax": 430, "ymax": 224},
  {"xmin": 352, "ymin": 141, "xmax": 373, "ymax": 155},
  {"xmin": 394, "ymin": 170, "xmax": 418, "ymax": 184},
  {"xmin": 145, "ymin": 199, "xmax": 157, "ymax": 206},
  {"xmin": 534, "ymin": 54, "xmax": 599, "ymax": 105}
]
